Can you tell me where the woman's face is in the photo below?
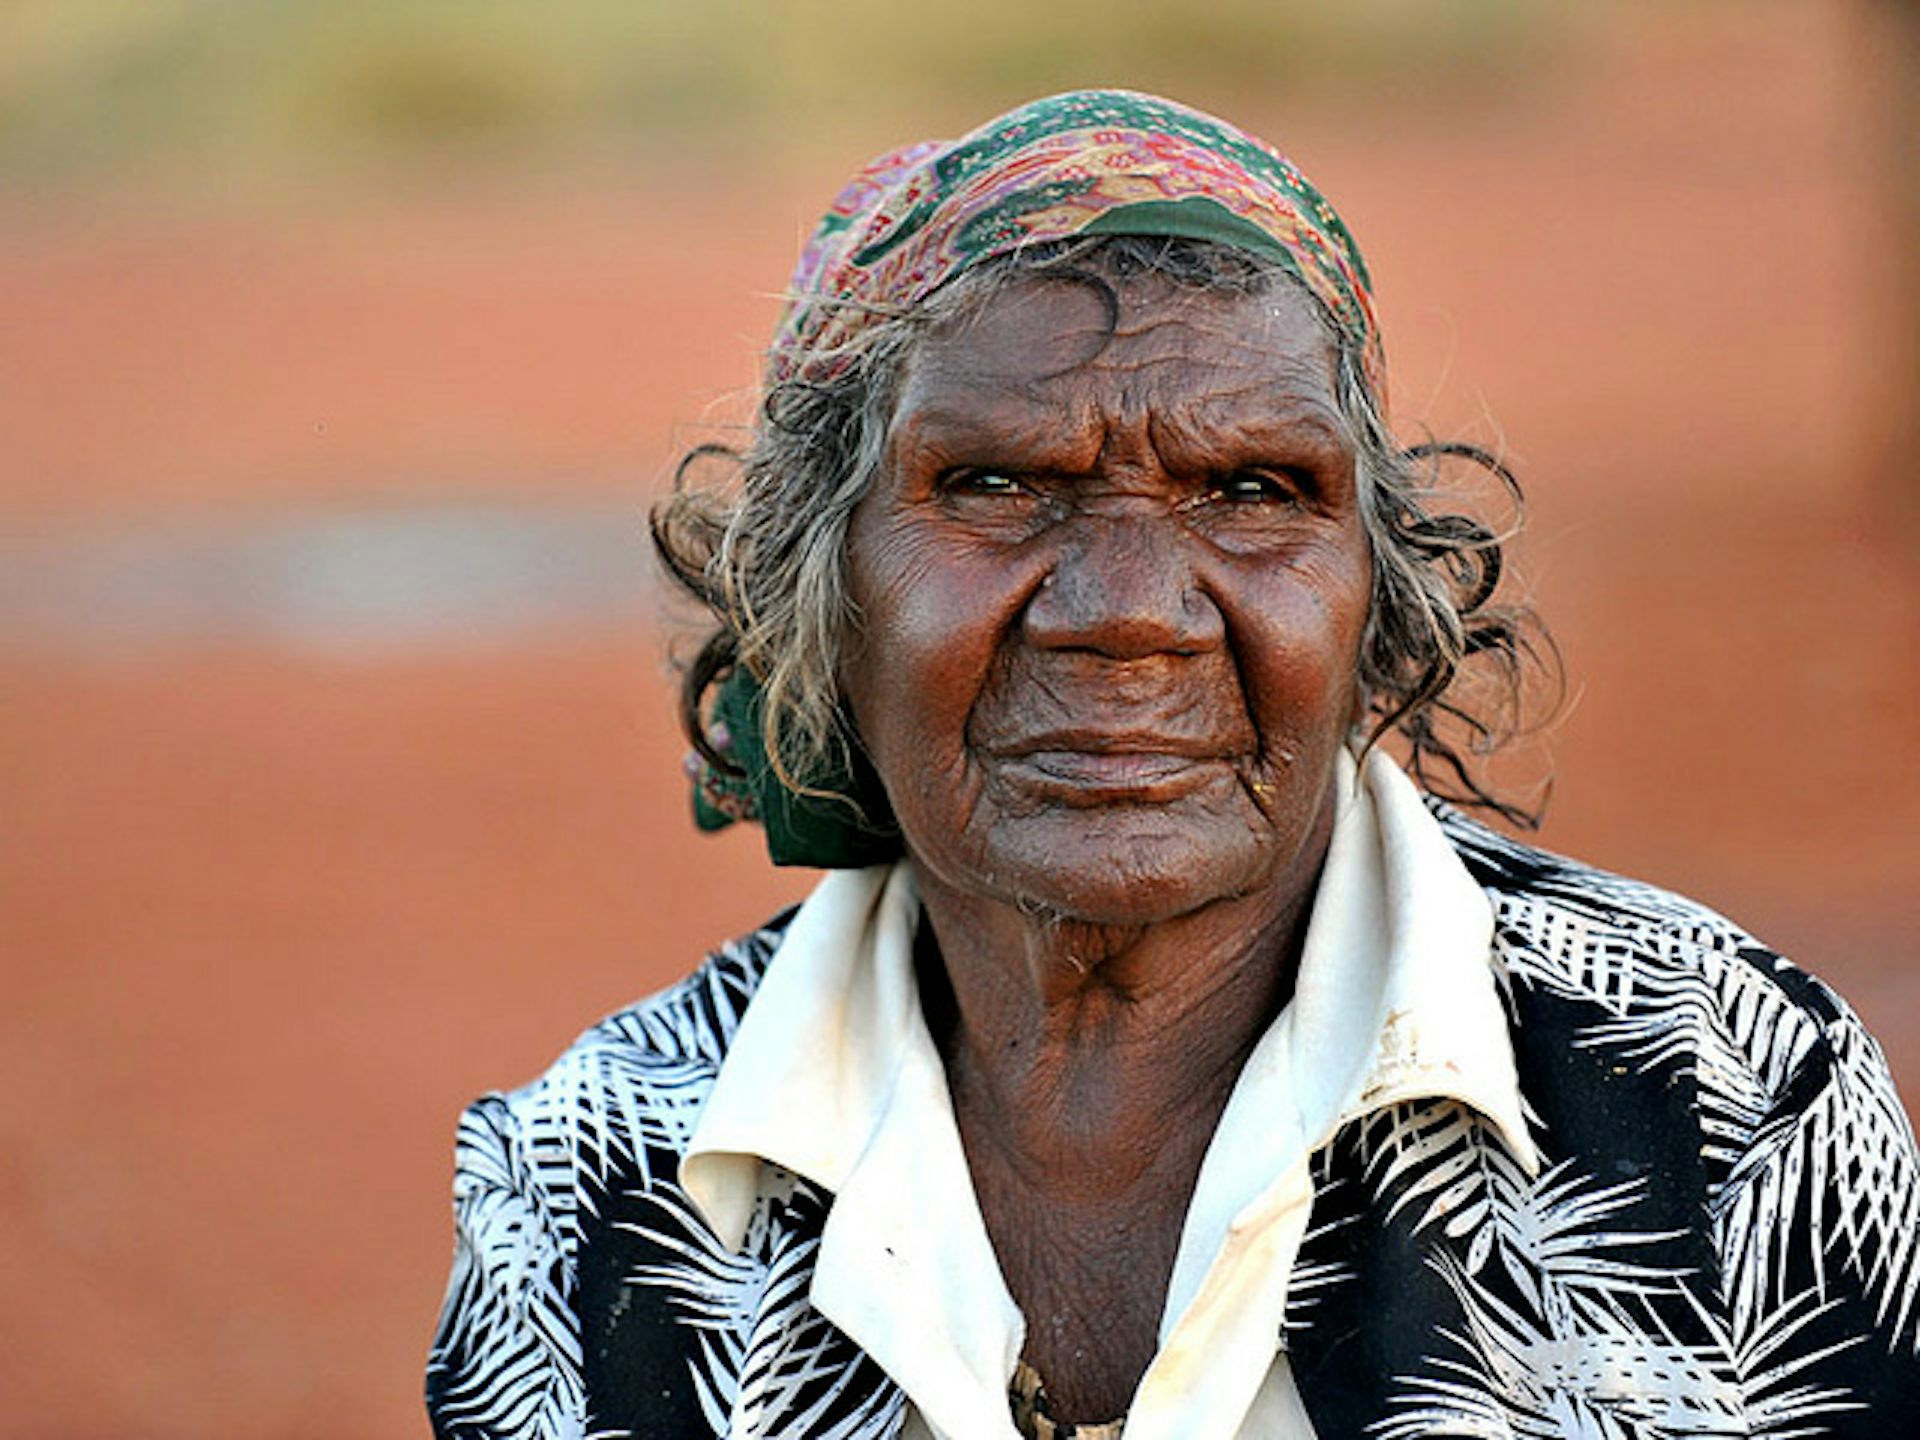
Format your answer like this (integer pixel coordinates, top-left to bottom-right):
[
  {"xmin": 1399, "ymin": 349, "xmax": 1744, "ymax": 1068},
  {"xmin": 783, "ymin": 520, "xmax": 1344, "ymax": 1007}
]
[{"xmin": 842, "ymin": 272, "xmax": 1373, "ymax": 927}]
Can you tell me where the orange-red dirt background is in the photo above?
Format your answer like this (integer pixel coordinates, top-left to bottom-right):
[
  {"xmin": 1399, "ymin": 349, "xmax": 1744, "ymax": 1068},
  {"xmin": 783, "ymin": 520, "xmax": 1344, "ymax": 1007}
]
[{"xmin": 3, "ymin": 8, "xmax": 1917, "ymax": 1437}]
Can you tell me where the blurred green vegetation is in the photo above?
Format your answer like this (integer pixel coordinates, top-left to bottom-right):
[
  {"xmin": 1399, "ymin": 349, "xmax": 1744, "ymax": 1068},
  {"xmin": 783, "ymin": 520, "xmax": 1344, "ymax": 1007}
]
[{"xmin": 0, "ymin": 0, "xmax": 1567, "ymax": 193}]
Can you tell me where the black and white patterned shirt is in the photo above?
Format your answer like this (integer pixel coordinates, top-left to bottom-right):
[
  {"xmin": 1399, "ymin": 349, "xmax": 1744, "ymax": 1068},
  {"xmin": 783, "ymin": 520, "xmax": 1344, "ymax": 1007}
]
[{"xmin": 428, "ymin": 757, "xmax": 1920, "ymax": 1438}]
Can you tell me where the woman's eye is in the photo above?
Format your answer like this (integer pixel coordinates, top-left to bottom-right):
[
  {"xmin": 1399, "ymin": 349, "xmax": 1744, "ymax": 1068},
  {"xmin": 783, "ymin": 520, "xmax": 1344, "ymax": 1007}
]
[
  {"xmin": 1214, "ymin": 471, "xmax": 1301, "ymax": 505},
  {"xmin": 947, "ymin": 469, "xmax": 1026, "ymax": 497}
]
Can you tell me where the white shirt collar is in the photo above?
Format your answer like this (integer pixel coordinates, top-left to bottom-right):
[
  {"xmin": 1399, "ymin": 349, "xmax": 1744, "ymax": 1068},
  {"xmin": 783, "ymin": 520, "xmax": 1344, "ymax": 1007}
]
[{"xmin": 678, "ymin": 856, "xmax": 926, "ymax": 1250}]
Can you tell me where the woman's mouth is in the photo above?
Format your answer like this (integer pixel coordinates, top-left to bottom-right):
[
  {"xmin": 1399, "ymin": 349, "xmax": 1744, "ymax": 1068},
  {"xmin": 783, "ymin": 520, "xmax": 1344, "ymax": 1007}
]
[{"xmin": 990, "ymin": 738, "xmax": 1237, "ymax": 805}]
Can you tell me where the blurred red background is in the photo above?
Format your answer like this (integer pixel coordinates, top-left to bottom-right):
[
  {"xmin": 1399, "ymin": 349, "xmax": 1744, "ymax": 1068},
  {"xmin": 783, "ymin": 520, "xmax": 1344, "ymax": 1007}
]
[{"xmin": 2, "ymin": 3, "xmax": 1915, "ymax": 1435}]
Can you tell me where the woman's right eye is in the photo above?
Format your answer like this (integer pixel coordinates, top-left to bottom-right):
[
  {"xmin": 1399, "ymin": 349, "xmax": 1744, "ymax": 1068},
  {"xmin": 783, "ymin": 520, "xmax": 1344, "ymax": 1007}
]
[{"xmin": 945, "ymin": 469, "xmax": 1025, "ymax": 496}]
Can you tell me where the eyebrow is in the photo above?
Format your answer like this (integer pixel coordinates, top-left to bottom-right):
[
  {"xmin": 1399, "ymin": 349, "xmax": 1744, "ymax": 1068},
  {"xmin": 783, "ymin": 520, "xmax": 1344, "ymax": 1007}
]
[
  {"xmin": 891, "ymin": 386, "xmax": 1351, "ymax": 476},
  {"xmin": 888, "ymin": 396, "xmax": 1105, "ymax": 473},
  {"xmin": 1151, "ymin": 398, "xmax": 1351, "ymax": 464}
]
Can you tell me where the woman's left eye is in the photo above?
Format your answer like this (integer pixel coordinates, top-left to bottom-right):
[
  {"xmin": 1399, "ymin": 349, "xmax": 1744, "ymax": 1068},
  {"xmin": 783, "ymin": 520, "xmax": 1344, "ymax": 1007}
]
[{"xmin": 1214, "ymin": 471, "xmax": 1301, "ymax": 505}]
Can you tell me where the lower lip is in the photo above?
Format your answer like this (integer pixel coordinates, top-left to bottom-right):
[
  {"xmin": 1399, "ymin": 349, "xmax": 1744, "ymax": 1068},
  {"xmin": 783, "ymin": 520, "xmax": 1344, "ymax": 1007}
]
[{"xmin": 996, "ymin": 750, "xmax": 1226, "ymax": 803}]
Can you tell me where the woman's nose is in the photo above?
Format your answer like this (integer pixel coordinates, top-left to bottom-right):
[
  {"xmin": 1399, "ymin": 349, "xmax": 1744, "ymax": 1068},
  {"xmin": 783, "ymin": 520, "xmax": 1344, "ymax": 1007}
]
[{"xmin": 1022, "ymin": 513, "xmax": 1224, "ymax": 658}]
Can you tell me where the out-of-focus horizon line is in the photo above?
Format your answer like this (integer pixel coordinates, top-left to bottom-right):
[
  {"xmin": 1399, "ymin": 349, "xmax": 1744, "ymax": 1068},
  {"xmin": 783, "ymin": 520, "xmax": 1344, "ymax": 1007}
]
[{"xmin": 0, "ymin": 499, "xmax": 669, "ymax": 655}]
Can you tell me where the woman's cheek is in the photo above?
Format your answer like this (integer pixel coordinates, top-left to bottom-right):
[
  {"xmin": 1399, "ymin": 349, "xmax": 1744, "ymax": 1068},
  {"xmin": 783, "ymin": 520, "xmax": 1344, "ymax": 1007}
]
[
  {"xmin": 847, "ymin": 542, "xmax": 1027, "ymax": 784},
  {"xmin": 1230, "ymin": 579, "xmax": 1367, "ymax": 754}
]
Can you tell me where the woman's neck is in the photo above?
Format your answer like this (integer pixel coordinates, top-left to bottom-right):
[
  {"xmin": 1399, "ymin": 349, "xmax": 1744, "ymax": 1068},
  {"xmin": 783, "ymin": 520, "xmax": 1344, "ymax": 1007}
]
[
  {"xmin": 911, "ymin": 838, "xmax": 1328, "ymax": 1422},
  {"xmin": 913, "ymin": 830, "xmax": 1325, "ymax": 1195}
]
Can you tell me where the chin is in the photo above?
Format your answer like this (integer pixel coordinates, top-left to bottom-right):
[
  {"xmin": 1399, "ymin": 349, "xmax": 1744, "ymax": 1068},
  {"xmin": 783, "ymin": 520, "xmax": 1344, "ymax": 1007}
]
[{"xmin": 985, "ymin": 817, "xmax": 1265, "ymax": 928}]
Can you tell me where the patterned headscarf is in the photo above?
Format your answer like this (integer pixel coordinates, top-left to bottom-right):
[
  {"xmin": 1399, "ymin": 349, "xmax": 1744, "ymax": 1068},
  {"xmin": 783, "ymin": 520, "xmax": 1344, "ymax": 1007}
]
[{"xmin": 768, "ymin": 88, "xmax": 1384, "ymax": 400}]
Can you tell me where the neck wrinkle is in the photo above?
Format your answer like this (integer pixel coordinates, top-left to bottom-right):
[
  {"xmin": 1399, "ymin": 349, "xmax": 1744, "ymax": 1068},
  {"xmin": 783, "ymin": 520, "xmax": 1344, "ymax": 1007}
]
[{"xmin": 914, "ymin": 842, "xmax": 1322, "ymax": 1196}]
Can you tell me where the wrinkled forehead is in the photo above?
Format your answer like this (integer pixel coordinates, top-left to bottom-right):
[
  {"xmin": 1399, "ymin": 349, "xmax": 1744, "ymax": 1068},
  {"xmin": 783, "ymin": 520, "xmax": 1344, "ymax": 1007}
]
[
  {"xmin": 902, "ymin": 266, "xmax": 1340, "ymax": 400},
  {"xmin": 890, "ymin": 273, "xmax": 1351, "ymax": 465}
]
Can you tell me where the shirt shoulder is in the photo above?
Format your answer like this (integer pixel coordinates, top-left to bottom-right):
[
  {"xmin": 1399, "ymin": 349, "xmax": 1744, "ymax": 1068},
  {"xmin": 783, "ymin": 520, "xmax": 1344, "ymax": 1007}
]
[
  {"xmin": 443, "ymin": 906, "xmax": 797, "ymax": 1299},
  {"xmin": 427, "ymin": 908, "xmax": 797, "ymax": 1439},
  {"xmin": 1431, "ymin": 799, "xmax": 1854, "ymax": 1044},
  {"xmin": 565, "ymin": 906, "xmax": 794, "ymax": 1080},
  {"xmin": 1432, "ymin": 803, "xmax": 1918, "ymax": 1287},
  {"xmin": 486, "ymin": 904, "xmax": 797, "ymax": 1205},
  {"xmin": 1298, "ymin": 801, "xmax": 1920, "ymax": 1440}
]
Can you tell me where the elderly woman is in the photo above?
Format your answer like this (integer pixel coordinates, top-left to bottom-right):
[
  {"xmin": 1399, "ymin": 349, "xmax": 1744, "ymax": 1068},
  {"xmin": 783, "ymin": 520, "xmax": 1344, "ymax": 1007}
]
[{"xmin": 427, "ymin": 92, "xmax": 1919, "ymax": 1439}]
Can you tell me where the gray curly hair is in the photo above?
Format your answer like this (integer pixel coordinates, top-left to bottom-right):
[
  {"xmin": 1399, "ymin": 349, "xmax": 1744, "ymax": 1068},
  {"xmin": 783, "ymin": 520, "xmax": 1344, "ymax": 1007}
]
[{"xmin": 652, "ymin": 234, "xmax": 1557, "ymax": 826}]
